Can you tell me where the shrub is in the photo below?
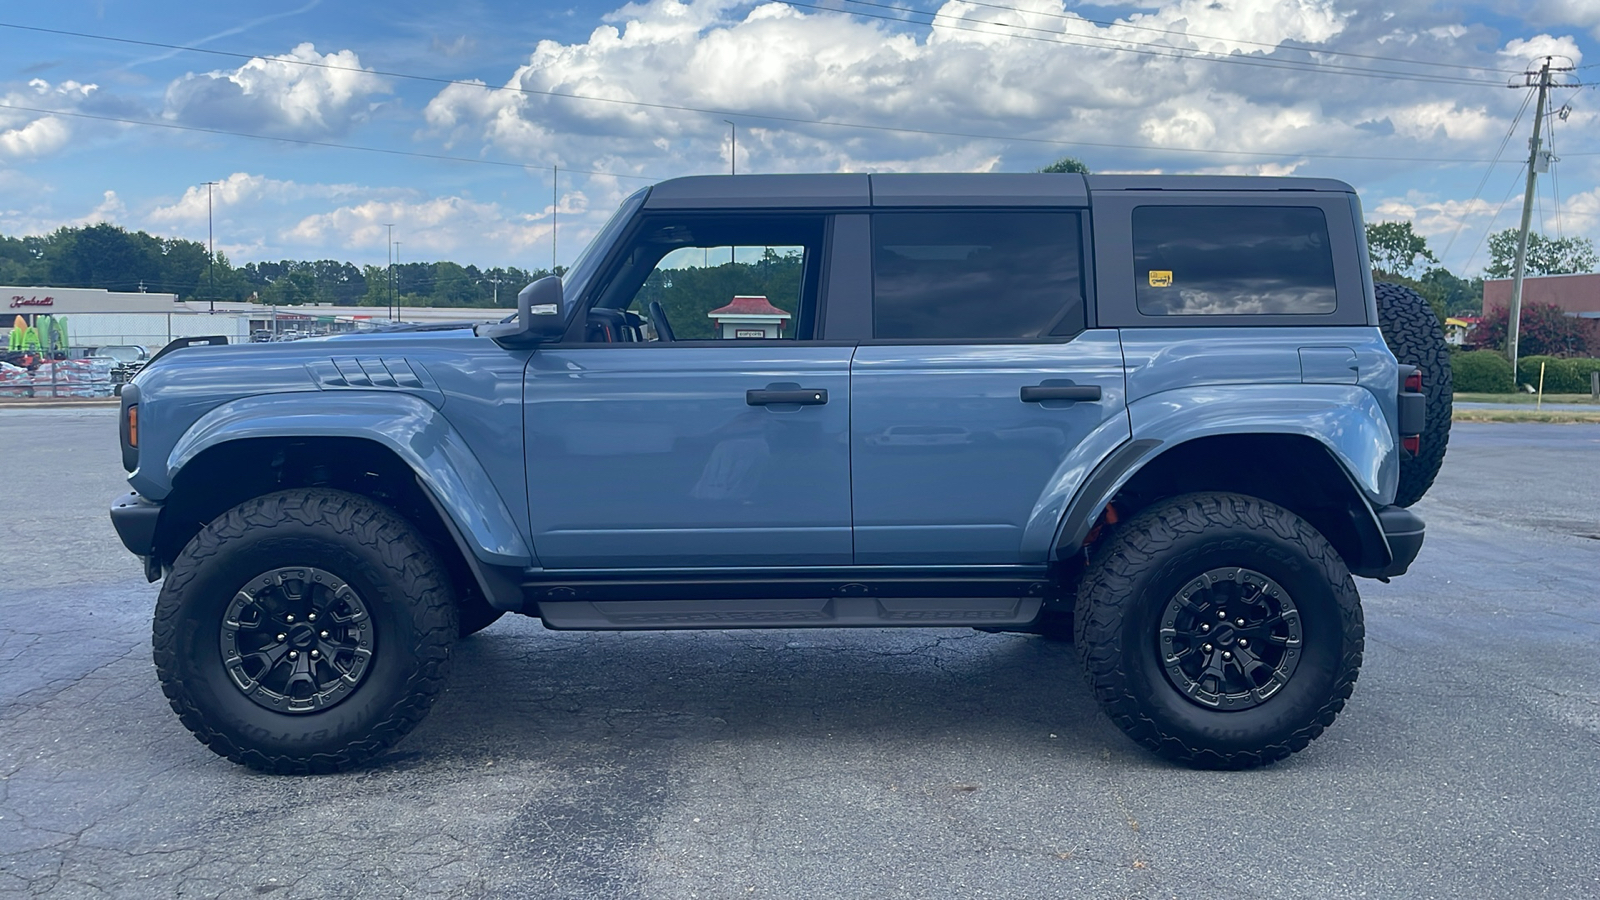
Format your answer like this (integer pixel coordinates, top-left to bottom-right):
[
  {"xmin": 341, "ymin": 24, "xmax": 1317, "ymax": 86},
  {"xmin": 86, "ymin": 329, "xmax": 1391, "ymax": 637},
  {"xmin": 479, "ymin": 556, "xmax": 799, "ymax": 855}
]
[
  {"xmin": 1453, "ymin": 350, "xmax": 1517, "ymax": 393},
  {"xmin": 1472, "ymin": 303, "xmax": 1597, "ymax": 357},
  {"xmin": 1516, "ymin": 356, "xmax": 1600, "ymax": 393}
]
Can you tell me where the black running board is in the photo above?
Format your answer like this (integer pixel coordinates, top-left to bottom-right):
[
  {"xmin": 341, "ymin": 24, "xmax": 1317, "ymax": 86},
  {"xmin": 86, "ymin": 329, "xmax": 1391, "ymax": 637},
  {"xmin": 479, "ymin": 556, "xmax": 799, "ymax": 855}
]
[{"xmin": 537, "ymin": 595, "xmax": 1044, "ymax": 630}]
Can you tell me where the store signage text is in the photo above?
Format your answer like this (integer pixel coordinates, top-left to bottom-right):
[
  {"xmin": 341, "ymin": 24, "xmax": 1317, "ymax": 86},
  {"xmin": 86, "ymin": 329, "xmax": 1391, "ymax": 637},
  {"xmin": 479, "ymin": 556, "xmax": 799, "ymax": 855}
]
[{"xmin": 9, "ymin": 296, "xmax": 54, "ymax": 308}]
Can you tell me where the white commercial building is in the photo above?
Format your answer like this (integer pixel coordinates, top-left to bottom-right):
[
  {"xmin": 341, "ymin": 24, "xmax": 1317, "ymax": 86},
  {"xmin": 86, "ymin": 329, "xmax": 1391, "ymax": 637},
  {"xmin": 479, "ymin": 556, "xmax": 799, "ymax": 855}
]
[{"xmin": 6, "ymin": 285, "xmax": 511, "ymax": 353}]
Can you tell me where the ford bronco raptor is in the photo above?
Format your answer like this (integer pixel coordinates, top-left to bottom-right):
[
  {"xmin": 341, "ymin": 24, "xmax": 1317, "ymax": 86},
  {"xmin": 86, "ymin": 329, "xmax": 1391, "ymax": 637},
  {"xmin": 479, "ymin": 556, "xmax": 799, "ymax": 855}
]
[{"xmin": 110, "ymin": 173, "xmax": 1447, "ymax": 773}]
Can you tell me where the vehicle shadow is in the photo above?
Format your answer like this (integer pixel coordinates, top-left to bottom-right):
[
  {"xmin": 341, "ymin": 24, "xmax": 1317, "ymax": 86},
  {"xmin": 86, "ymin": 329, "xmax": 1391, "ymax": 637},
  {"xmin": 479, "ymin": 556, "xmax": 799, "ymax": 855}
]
[{"xmin": 404, "ymin": 620, "xmax": 1123, "ymax": 766}]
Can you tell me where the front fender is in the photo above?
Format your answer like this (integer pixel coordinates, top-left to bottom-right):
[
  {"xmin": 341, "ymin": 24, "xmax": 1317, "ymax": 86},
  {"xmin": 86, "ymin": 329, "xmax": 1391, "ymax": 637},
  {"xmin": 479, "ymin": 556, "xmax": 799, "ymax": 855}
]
[{"xmin": 155, "ymin": 392, "xmax": 534, "ymax": 567}]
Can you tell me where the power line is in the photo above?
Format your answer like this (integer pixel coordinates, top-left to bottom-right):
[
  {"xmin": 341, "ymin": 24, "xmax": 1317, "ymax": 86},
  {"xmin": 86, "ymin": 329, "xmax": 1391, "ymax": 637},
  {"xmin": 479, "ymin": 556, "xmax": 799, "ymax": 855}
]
[
  {"xmin": 0, "ymin": 19, "xmax": 1519, "ymax": 165},
  {"xmin": 1439, "ymin": 89, "xmax": 1532, "ymax": 261},
  {"xmin": 1461, "ymin": 160, "xmax": 1528, "ymax": 275},
  {"xmin": 0, "ymin": 94, "xmax": 1532, "ymax": 170},
  {"xmin": 809, "ymin": 1, "xmax": 1503, "ymax": 86},
  {"xmin": 0, "ymin": 102, "xmax": 657, "ymax": 180},
  {"xmin": 933, "ymin": 0, "xmax": 1518, "ymax": 75}
]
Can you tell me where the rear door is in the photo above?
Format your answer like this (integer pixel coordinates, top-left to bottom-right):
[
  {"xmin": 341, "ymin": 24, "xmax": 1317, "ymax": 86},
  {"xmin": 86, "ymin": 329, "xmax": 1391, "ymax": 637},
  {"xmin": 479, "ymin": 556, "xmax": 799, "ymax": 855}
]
[{"xmin": 849, "ymin": 206, "xmax": 1129, "ymax": 565}]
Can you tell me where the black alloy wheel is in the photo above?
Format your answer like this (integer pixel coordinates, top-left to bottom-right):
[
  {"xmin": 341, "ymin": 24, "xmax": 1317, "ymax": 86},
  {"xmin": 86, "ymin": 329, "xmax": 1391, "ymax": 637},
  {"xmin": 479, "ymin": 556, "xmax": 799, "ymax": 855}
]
[
  {"xmin": 219, "ymin": 566, "xmax": 376, "ymax": 714},
  {"xmin": 1156, "ymin": 567, "xmax": 1302, "ymax": 711}
]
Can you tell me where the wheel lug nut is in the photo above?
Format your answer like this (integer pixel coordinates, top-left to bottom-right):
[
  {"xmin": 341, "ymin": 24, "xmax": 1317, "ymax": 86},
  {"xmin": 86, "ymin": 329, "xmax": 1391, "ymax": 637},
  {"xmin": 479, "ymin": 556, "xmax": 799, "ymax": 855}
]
[
  {"xmin": 1223, "ymin": 651, "xmax": 1233, "ymax": 660},
  {"xmin": 1218, "ymin": 610, "xmax": 1227, "ymax": 619},
  {"xmin": 1200, "ymin": 623, "xmax": 1210, "ymax": 633},
  {"xmin": 320, "ymin": 631, "xmax": 329, "ymax": 639},
  {"xmin": 288, "ymin": 650, "xmax": 298, "ymax": 659},
  {"xmin": 286, "ymin": 614, "xmax": 295, "ymax": 623},
  {"xmin": 1203, "ymin": 643, "xmax": 1213, "ymax": 653},
  {"xmin": 310, "ymin": 650, "xmax": 319, "ymax": 659},
  {"xmin": 1236, "ymin": 618, "xmax": 1245, "ymax": 627},
  {"xmin": 277, "ymin": 633, "xmax": 287, "ymax": 642},
  {"xmin": 308, "ymin": 613, "xmax": 317, "ymax": 621},
  {"xmin": 1239, "ymin": 638, "xmax": 1249, "ymax": 648}
]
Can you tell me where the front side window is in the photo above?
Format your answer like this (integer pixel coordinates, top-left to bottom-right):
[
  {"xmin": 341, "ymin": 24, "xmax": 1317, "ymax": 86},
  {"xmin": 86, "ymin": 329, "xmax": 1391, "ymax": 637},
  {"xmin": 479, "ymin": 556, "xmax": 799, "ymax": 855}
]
[
  {"xmin": 589, "ymin": 215, "xmax": 822, "ymax": 342},
  {"xmin": 872, "ymin": 212, "xmax": 1085, "ymax": 341},
  {"xmin": 1132, "ymin": 206, "xmax": 1337, "ymax": 316}
]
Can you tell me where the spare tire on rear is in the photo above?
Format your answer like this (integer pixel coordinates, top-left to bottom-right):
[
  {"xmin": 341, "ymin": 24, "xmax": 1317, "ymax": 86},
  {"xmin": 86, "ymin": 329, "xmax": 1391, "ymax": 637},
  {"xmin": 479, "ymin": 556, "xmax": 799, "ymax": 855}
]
[{"xmin": 1374, "ymin": 282, "xmax": 1451, "ymax": 507}]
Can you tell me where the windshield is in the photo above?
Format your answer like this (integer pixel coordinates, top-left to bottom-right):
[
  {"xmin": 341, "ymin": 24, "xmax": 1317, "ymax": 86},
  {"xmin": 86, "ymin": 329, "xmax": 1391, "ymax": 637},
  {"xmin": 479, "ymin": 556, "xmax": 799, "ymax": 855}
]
[{"xmin": 559, "ymin": 187, "xmax": 648, "ymax": 305}]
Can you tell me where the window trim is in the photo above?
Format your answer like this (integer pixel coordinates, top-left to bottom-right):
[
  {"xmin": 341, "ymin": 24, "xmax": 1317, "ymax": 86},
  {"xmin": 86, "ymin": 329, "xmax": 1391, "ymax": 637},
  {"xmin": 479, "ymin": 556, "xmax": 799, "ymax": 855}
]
[
  {"xmin": 860, "ymin": 207, "xmax": 1094, "ymax": 345},
  {"xmin": 1091, "ymin": 191, "xmax": 1369, "ymax": 328}
]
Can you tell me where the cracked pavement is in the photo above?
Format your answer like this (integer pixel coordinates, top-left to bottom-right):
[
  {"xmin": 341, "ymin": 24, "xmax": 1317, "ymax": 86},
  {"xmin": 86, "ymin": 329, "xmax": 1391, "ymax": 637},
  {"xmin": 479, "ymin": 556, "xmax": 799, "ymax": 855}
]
[{"xmin": 1, "ymin": 409, "xmax": 1597, "ymax": 899}]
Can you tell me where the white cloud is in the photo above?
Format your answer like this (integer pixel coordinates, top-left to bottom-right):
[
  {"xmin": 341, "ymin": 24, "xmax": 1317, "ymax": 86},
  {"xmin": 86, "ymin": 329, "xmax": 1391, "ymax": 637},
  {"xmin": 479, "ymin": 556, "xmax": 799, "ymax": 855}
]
[
  {"xmin": 146, "ymin": 172, "xmax": 367, "ymax": 227},
  {"xmin": 162, "ymin": 43, "xmax": 389, "ymax": 139},
  {"xmin": 286, "ymin": 195, "xmax": 556, "ymax": 259},
  {"xmin": 0, "ymin": 80, "xmax": 98, "ymax": 160},
  {"xmin": 420, "ymin": 0, "xmax": 1571, "ymax": 184}
]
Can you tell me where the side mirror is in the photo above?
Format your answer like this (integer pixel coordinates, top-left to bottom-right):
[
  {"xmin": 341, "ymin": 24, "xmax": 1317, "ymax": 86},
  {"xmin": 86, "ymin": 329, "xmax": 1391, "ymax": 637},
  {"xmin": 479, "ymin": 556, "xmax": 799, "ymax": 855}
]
[{"xmin": 476, "ymin": 276, "xmax": 567, "ymax": 346}]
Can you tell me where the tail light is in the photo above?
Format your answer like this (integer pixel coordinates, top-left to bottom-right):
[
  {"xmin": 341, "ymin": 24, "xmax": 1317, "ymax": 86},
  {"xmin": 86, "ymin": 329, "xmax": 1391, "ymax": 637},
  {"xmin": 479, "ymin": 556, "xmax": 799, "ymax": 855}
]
[
  {"xmin": 1402, "ymin": 434, "xmax": 1420, "ymax": 456},
  {"xmin": 127, "ymin": 405, "xmax": 138, "ymax": 447},
  {"xmin": 1405, "ymin": 370, "xmax": 1423, "ymax": 394}
]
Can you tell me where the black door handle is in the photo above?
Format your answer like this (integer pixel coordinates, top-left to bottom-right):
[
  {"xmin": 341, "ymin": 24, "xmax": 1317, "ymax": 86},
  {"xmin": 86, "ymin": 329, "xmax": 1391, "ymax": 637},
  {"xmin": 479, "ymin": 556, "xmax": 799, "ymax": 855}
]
[
  {"xmin": 747, "ymin": 388, "xmax": 828, "ymax": 406},
  {"xmin": 1020, "ymin": 384, "xmax": 1101, "ymax": 403}
]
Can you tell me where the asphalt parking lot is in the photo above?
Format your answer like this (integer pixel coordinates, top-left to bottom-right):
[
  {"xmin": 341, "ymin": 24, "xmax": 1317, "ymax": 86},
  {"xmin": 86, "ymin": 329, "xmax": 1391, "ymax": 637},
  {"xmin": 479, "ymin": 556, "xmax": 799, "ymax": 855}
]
[{"xmin": 2, "ymin": 408, "xmax": 1597, "ymax": 899}]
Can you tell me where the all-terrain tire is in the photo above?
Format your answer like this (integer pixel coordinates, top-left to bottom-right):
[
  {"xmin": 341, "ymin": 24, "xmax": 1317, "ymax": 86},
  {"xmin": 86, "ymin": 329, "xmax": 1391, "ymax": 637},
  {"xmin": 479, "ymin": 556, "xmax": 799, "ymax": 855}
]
[
  {"xmin": 152, "ymin": 489, "xmax": 458, "ymax": 774},
  {"xmin": 1375, "ymin": 281, "xmax": 1451, "ymax": 507},
  {"xmin": 1074, "ymin": 493, "xmax": 1364, "ymax": 769}
]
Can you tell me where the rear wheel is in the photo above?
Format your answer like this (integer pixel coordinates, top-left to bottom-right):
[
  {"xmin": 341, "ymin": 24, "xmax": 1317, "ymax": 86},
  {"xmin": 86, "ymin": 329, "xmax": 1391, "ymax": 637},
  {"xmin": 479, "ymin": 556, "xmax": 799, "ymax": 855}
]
[
  {"xmin": 1075, "ymin": 493, "xmax": 1364, "ymax": 769},
  {"xmin": 152, "ymin": 489, "xmax": 457, "ymax": 774},
  {"xmin": 1375, "ymin": 281, "xmax": 1451, "ymax": 507}
]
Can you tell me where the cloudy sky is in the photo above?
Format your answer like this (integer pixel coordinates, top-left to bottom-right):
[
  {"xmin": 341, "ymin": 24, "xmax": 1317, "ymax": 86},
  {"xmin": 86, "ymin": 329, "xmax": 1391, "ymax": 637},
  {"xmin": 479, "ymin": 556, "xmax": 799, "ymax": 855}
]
[{"xmin": 1, "ymin": 0, "xmax": 1597, "ymax": 276}]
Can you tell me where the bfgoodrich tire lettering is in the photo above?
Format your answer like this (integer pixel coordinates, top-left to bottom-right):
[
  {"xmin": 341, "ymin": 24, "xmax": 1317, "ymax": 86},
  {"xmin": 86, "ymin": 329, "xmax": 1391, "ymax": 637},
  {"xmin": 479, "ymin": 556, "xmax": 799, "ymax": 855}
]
[
  {"xmin": 1074, "ymin": 492, "xmax": 1364, "ymax": 769},
  {"xmin": 152, "ymin": 489, "xmax": 457, "ymax": 774}
]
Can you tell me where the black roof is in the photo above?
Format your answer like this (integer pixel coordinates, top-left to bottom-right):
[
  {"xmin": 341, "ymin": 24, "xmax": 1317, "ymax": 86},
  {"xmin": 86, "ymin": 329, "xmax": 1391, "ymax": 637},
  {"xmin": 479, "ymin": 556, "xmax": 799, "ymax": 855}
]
[{"xmin": 641, "ymin": 172, "xmax": 1354, "ymax": 210}]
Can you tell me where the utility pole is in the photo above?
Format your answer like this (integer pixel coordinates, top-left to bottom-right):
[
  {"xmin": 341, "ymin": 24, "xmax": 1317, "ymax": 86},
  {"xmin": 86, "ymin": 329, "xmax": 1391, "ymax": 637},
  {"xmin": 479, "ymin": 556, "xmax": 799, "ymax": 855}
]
[
  {"xmin": 203, "ymin": 181, "xmax": 219, "ymax": 313},
  {"xmin": 393, "ymin": 241, "xmax": 403, "ymax": 315},
  {"xmin": 384, "ymin": 223, "xmax": 395, "ymax": 323},
  {"xmin": 1506, "ymin": 56, "xmax": 1578, "ymax": 375},
  {"xmin": 552, "ymin": 165, "xmax": 559, "ymax": 274},
  {"xmin": 724, "ymin": 120, "xmax": 736, "ymax": 175}
]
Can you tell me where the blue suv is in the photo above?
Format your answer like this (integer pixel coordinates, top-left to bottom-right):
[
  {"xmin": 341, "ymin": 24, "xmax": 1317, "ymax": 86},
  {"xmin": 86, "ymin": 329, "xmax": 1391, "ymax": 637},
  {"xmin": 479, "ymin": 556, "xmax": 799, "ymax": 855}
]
[{"xmin": 110, "ymin": 173, "xmax": 1446, "ymax": 773}]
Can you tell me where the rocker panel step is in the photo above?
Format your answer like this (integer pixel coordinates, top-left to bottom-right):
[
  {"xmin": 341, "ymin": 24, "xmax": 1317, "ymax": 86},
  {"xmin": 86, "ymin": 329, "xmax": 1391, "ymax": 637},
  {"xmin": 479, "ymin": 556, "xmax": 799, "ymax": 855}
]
[{"xmin": 537, "ymin": 595, "xmax": 1045, "ymax": 630}]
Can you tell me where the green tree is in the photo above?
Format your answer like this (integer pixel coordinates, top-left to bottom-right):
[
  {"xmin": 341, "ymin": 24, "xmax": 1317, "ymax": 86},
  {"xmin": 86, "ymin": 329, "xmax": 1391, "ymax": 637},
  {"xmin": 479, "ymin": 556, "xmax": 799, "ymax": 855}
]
[
  {"xmin": 1485, "ymin": 230, "xmax": 1598, "ymax": 278},
  {"xmin": 1039, "ymin": 156, "xmax": 1090, "ymax": 174},
  {"xmin": 48, "ymin": 224, "xmax": 164, "ymax": 292},
  {"xmin": 1365, "ymin": 221, "xmax": 1437, "ymax": 278}
]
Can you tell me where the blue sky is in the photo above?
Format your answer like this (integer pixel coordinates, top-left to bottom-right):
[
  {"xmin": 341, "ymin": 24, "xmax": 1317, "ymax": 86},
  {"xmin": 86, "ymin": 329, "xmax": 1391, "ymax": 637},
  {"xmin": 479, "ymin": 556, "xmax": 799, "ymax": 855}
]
[{"xmin": 1, "ymin": 0, "xmax": 1597, "ymax": 276}]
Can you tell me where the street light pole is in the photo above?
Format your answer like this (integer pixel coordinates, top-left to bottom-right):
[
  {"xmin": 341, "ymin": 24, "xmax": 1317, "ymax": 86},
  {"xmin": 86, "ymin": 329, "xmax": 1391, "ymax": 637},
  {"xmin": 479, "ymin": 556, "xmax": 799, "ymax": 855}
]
[
  {"xmin": 203, "ymin": 180, "xmax": 219, "ymax": 313},
  {"xmin": 384, "ymin": 223, "xmax": 395, "ymax": 323},
  {"xmin": 393, "ymin": 242, "xmax": 402, "ymax": 316}
]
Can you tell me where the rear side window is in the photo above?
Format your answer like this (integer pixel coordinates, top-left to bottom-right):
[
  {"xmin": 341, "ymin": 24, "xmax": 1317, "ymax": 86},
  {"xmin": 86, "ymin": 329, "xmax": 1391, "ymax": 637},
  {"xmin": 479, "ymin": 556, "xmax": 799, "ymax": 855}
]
[
  {"xmin": 1132, "ymin": 206, "xmax": 1337, "ymax": 315},
  {"xmin": 872, "ymin": 212, "xmax": 1085, "ymax": 340}
]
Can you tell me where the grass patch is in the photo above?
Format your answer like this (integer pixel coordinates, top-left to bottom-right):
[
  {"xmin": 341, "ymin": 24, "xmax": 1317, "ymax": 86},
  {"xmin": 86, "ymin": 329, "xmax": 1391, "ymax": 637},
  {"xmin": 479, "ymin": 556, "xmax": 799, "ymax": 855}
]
[
  {"xmin": 1454, "ymin": 407, "xmax": 1600, "ymax": 423},
  {"xmin": 1454, "ymin": 393, "xmax": 1600, "ymax": 404}
]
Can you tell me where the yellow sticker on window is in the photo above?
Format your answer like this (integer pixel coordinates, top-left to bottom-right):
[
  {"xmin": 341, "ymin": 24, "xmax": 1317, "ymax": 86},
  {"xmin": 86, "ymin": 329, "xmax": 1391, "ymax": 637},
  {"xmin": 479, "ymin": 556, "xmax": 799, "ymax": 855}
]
[{"xmin": 1148, "ymin": 270, "xmax": 1173, "ymax": 287}]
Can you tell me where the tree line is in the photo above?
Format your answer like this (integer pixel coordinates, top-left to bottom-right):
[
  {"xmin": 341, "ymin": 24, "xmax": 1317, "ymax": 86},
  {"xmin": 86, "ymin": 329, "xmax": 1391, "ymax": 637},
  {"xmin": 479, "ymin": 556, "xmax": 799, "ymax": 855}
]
[{"xmin": 0, "ymin": 223, "xmax": 555, "ymax": 309}]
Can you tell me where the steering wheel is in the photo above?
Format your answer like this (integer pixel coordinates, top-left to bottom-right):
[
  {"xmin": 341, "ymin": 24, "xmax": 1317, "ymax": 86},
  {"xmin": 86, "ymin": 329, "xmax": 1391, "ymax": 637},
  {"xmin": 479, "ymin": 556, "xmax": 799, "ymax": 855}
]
[{"xmin": 648, "ymin": 300, "xmax": 676, "ymax": 342}]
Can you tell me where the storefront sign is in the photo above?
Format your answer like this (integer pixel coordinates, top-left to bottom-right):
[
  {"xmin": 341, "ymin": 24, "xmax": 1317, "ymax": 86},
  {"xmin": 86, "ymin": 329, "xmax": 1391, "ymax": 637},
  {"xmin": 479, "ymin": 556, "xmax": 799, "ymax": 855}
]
[{"xmin": 9, "ymin": 296, "xmax": 54, "ymax": 308}]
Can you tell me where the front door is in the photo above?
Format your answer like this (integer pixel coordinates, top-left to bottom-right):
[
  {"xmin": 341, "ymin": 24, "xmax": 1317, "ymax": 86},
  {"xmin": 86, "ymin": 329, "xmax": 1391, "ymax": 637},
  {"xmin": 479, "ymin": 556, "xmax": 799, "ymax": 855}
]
[{"xmin": 524, "ymin": 212, "xmax": 853, "ymax": 569}]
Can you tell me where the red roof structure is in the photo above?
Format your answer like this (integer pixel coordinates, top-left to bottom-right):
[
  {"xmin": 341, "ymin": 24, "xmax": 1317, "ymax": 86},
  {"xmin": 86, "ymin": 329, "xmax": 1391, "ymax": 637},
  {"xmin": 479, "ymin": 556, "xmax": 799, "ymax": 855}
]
[
  {"xmin": 709, "ymin": 295, "xmax": 791, "ymax": 318},
  {"xmin": 1483, "ymin": 272, "xmax": 1600, "ymax": 316}
]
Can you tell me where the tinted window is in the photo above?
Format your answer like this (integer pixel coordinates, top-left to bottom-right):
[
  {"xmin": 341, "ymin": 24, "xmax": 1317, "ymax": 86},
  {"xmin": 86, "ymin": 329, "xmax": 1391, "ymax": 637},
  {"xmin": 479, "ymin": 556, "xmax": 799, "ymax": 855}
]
[
  {"xmin": 872, "ymin": 212, "xmax": 1085, "ymax": 340},
  {"xmin": 1132, "ymin": 206, "xmax": 1336, "ymax": 315}
]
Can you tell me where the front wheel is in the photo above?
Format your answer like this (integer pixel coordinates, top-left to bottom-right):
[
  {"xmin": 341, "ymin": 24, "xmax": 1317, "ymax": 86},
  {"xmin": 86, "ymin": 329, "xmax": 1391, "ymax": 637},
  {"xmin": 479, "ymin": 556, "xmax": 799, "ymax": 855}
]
[
  {"xmin": 1074, "ymin": 493, "xmax": 1364, "ymax": 769},
  {"xmin": 152, "ymin": 489, "xmax": 458, "ymax": 774}
]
